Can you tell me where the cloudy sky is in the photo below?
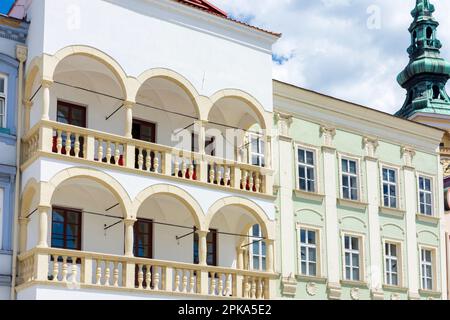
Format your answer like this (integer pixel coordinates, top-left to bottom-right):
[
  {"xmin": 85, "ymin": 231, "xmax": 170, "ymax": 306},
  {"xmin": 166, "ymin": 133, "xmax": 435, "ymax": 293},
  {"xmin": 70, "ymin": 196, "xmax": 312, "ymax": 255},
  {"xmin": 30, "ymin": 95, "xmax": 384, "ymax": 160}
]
[{"xmin": 211, "ymin": 0, "xmax": 450, "ymax": 114}]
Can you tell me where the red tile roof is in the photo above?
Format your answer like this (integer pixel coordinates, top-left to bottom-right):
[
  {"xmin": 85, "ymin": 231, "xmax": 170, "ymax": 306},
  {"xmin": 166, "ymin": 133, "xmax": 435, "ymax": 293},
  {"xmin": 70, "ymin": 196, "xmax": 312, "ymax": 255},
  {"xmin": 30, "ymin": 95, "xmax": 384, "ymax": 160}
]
[
  {"xmin": 176, "ymin": 0, "xmax": 227, "ymax": 17},
  {"xmin": 174, "ymin": 0, "xmax": 281, "ymax": 38}
]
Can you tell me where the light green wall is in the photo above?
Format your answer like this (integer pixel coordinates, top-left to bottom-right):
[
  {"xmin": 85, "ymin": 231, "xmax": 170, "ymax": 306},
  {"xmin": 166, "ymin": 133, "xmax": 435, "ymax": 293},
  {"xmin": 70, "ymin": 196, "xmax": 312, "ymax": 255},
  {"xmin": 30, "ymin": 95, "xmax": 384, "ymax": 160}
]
[{"xmin": 275, "ymin": 114, "xmax": 443, "ymax": 300}]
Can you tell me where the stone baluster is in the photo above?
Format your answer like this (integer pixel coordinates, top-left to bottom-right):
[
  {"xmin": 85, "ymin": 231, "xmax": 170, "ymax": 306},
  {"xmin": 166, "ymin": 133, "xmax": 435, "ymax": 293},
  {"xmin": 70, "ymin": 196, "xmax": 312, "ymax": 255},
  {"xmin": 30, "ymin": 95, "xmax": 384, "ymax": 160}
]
[
  {"xmin": 153, "ymin": 267, "xmax": 160, "ymax": 291},
  {"xmin": 218, "ymin": 273, "xmax": 224, "ymax": 296},
  {"xmin": 154, "ymin": 154, "xmax": 160, "ymax": 173},
  {"xmin": 65, "ymin": 132, "xmax": 72, "ymax": 155},
  {"xmin": 189, "ymin": 271, "xmax": 196, "ymax": 294},
  {"xmin": 52, "ymin": 256, "xmax": 59, "ymax": 281},
  {"xmin": 209, "ymin": 163, "xmax": 215, "ymax": 184},
  {"xmin": 57, "ymin": 130, "xmax": 63, "ymax": 154},
  {"xmin": 114, "ymin": 143, "xmax": 120, "ymax": 164},
  {"xmin": 104, "ymin": 262, "xmax": 111, "ymax": 286},
  {"xmin": 71, "ymin": 257, "xmax": 78, "ymax": 284},
  {"xmin": 174, "ymin": 159, "xmax": 180, "ymax": 177},
  {"xmin": 174, "ymin": 269, "xmax": 181, "ymax": 292},
  {"xmin": 241, "ymin": 170, "xmax": 248, "ymax": 190},
  {"xmin": 146, "ymin": 266, "xmax": 152, "ymax": 290},
  {"xmin": 61, "ymin": 256, "xmax": 68, "ymax": 282},
  {"xmin": 106, "ymin": 141, "xmax": 112, "ymax": 164},
  {"xmin": 113, "ymin": 262, "xmax": 119, "ymax": 287},
  {"xmin": 145, "ymin": 149, "xmax": 151, "ymax": 171},
  {"xmin": 138, "ymin": 147, "xmax": 144, "ymax": 170},
  {"xmin": 181, "ymin": 161, "xmax": 187, "ymax": 179},
  {"xmin": 95, "ymin": 260, "xmax": 102, "ymax": 285},
  {"xmin": 225, "ymin": 274, "xmax": 232, "ymax": 296},
  {"xmin": 97, "ymin": 139, "xmax": 104, "ymax": 161},
  {"xmin": 210, "ymin": 272, "xmax": 216, "ymax": 295},
  {"xmin": 74, "ymin": 134, "xmax": 81, "ymax": 157},
  {"xmin": 249, "ymin": 172, "xmax": 254, "ymax": 191},
  {"xmin": 138, "ymin": 264, "xmax": 144, "ymax": 289}
]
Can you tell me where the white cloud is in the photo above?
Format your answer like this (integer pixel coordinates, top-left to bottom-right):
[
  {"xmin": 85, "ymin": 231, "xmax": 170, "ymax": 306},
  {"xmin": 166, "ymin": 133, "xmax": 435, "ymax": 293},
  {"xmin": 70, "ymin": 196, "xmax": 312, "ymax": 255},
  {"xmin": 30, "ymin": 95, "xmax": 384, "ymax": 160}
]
[{"xmin": 211, "ymin": 0, "xmax": 450, "ymax": 114}]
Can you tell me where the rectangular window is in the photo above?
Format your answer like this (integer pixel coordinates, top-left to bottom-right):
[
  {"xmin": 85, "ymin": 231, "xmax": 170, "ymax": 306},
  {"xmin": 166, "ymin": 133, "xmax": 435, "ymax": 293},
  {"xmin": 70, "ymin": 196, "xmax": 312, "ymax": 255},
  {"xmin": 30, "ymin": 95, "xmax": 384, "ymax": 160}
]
[
  {"xmin": 51, "ymin": 207, "xmax": 82, "ymax": 251},
  {"xmin": 344, "ymin": 235, "xmax": 361, "ymax": 281},
  {"xmin": 297, "ymin": 148, "xmax": 316, "ymax": 192},
  {"xmin": 382, "ymin": 168, "xmax": 397, "ymax": 208},
  {"xmin": 341, "ymin": 158, "xmax": 359, "ymax": 201},
  {"xmin": 132, "ymin": 119, "xmax": 156, "ymax": 143},
  {"xmin": 299, "ymin": 228, "xmax": 318, "ymax": 276},
  {"xmin": 419, "ymin": 176, "xmax": 433, "ymax": 216},
  {"xmin": 133, "ymin": 219, "xmax": 153, "ymax": 259},
  {"xmin": 250, "ymin": 224, "xmax": 266, "ymax": 271},
  {"xmin": 57, "ymin": 101, "xmax": 87, "ymax": 128},
  {"xmin": 250, "ymin": 134, "xmax": 265, "ymax": 167},
  {"xmin": 0, "ymin": 76, "xmax": 7, "ymax": 128},
  {"xmin": 56, "ymin": 101, "xmax": 87, "ymax": 157},
  {"xmin": 420, "ymin": 248, "xmax": 434, "ymax": 291},
  {"xmin": 194, "ymin": 229, "xmax": 217, "ymax": 266},
  {"xmin": 132, "ymin": 119, "xmax": 157, "ymax": 170},
  {"xmin": 385, "ymin": 242, "xmax": 399, "ymax": 286}
]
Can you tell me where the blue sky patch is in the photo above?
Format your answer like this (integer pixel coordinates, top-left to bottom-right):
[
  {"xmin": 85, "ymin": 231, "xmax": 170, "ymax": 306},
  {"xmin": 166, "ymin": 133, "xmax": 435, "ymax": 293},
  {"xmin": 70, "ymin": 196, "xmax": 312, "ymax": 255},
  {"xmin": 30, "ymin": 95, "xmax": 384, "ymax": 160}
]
[{"xmin": 0, "ymin": 0, "xmax": 15, "ymax": 15}]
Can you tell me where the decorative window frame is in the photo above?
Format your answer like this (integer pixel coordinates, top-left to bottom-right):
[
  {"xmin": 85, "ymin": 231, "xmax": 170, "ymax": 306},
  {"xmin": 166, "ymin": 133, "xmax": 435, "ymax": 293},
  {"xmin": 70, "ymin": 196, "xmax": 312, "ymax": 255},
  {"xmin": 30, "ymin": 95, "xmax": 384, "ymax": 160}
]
[
  {"xmin": 248, "ymin": 224, "xmax": 266, "ymax": 272},
  {"xmin": 416, "ymin": 172, "xmax": 437, "ymax": 217},
  {"xmin": 379, "ymin": 163, "xmax": 402, "ymax": 210},
  {"xmin": 0, "ymin": 73, "xmax": 7, "ymax": 129},
  {"xmin": 381, "ymin": 238, "xmax": 404, "ymax": 288},
  {"xmin": 294, "ymin": 142, "xmax": 321, "ymax": 194},
  {"xmin": 56, "ymin": 99, "xmax": 89, "ymax": 128},
  {"xmin": 418, "ymin": 245, "xmax": 439, "ymax": 292},
  {"xmin": 338, "ymin": 153, "xmax": 364, "ymax": 203},
  {"xmin": 247, "ymin": 132, "xmax": 265, "ymax": 168},
  {"xmin": 296, "ymin": 223, "xmax": 323, "ymax": 278},
  {"xmin": 340, "ymin": 231, "xmax": 366, "ymax": 283}
]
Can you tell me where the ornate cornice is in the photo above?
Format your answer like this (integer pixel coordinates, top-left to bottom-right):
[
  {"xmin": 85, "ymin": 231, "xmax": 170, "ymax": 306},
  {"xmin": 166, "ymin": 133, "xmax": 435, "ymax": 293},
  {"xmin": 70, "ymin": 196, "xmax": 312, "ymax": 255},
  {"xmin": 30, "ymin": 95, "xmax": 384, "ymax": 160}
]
[{"xmin": 0, "ymin": 17, "xmax": 28, "ymax": 44}]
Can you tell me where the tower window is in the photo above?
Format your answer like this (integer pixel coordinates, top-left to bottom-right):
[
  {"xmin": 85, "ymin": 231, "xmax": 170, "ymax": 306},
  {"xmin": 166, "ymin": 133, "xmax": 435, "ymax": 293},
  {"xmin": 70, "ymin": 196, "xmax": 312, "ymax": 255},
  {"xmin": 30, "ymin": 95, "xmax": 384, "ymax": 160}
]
[
  {"xmin": 426, "ymin": 27, "xmax": 433, "ymax": 40},
  {"xmin": 432, "ymin": 86, "xmax": 441, "ymax": 100}
]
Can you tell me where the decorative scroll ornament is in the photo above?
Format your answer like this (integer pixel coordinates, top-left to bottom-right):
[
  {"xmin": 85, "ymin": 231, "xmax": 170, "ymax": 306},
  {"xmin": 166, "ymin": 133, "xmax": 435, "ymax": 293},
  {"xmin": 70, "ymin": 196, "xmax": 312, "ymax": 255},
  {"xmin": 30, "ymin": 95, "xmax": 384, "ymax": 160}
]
[
  {"xmin": 306, "ymin": 282, "xmax": 317, "ymax": 296},
  {"xmin": 362, "ymin": 136, "xmax": 379, "ymax": 158},
  {"xmin": 320, "ymin": 125, "xmax": 336, "ymax": 147},
  {"xmin": 401, "ymin": 146, "xmax": 416, "ymax": 167}
]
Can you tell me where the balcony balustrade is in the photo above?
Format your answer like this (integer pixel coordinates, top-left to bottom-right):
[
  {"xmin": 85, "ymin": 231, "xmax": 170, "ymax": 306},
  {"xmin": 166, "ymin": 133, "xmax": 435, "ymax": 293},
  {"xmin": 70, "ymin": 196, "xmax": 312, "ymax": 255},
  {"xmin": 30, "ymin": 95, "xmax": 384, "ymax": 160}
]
[
  {"xmin": 21, "ymin": 120, "xmax": 274, "ymax": 196},
  {"xmin": 17, "ymin": 247, "xmax": 275, "ymax": 299}
]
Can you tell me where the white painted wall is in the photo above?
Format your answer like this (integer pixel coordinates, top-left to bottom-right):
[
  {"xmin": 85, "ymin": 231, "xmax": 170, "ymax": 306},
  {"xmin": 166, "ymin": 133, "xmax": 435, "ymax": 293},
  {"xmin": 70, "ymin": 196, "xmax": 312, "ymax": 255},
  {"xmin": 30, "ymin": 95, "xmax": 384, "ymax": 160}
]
[
  {"xmin": 22, "ymin": 157, "xmax": 275, "ymax": 270},
  {"xmin": 22, "ymin": 158, "xmax": 275, "ymax": 220},
  {"xmin": 26, "ymin": 0, "xmax": 276, "ymax": 111},
  {"xmin": 17, "ymin": 284, "xmax": 202, "ymax": 300}
]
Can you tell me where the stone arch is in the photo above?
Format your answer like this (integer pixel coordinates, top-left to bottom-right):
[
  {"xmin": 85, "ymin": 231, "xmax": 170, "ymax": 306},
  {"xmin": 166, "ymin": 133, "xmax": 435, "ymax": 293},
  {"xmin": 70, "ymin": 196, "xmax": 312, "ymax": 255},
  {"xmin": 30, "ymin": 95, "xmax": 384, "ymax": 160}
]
[
  {"xmin": 134, "ymin": 68, "xmax": 205, "ymax": 120},
  {"xmin": 209, "ymin": 89, "xmax": 270, "ymax": 130},
  {"xmin": 41, "ymin": 167, "xmax": 132, "ymax": 219},
  {"xmin": 24, "ymin": 56, "xmax": 43, "ymax": 102},
  {"xmin": 20, "ymin": 178, "xmax": 40, "ymax": 218},
  {"xmin": 205, "ymin": 197, "xmax": 273, "ymax": 239},
  {"xmin": 42, "ymin": 45, "xmax": 131, "ymax": 100},
  {"xmin": 132, "ymin": 184, "xmax": 205, "ymax": 230}
]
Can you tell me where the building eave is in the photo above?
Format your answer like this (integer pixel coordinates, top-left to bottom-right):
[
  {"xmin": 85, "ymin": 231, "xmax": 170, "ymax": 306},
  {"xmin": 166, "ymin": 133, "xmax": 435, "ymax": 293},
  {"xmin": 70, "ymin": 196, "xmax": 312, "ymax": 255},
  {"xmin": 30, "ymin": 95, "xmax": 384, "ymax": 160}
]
[{"xmin": 273, "ymin": 79, "xmax": 444, "ymax": 153}]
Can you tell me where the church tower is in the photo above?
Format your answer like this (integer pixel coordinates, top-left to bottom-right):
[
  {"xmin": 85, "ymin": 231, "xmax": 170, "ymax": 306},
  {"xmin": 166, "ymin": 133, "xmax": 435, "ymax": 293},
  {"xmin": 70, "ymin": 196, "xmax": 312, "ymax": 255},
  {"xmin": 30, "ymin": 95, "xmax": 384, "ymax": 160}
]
[
  {"xmin": 396, "ymin": 0, "xmax": 450, "ymax": 120},
  {"xmin": 396, "ymin": 0, "xmax": 450, "ymax": 176}
]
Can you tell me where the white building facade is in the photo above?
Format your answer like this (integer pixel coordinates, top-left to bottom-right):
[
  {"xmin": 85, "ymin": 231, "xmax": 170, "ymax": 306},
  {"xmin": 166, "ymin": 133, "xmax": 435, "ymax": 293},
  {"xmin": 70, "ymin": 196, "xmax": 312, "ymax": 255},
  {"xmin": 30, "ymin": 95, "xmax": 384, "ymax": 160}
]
[{"xmin": 15, "ymin": 0, "xmax": 280, "ymax": 300}]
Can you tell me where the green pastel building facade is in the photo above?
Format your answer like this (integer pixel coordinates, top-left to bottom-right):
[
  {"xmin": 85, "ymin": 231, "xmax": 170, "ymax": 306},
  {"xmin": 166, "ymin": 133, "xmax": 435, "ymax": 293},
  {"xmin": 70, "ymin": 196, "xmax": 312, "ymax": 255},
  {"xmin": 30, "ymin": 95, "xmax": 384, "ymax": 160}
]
[{"xmin": 272, "ymin": 81, "xmax": 446, "ymax": 300}]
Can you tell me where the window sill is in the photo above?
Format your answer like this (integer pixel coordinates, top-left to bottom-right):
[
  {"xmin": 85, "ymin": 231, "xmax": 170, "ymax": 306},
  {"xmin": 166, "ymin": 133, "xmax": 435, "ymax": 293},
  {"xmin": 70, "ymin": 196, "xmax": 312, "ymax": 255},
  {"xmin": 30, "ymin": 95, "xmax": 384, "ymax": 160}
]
[
  {"xmin": 382, "ymin": 284, "xmax": 408, "ymax": 293},
  {"xmin": 379, "ymin": 206, "xmax": 405, "ymax": 218},
  {"xmin": 416, "ymin": 214, "xmax": 440, "ymax": 224},
  {"xmin": 337, "ymin": 198, "xmax": 368, "ymax": 210},
  {"xmin": 418, "ymin": 289, "xmax": 442, "ymax": 297},
  {"xmin": 340, "ymin": 280, "xmax": 368, "ymax": 288},
  {"xmin": 295, "ymin": 274, "xmax": 327, "ymax": 283},
  {"xmin": 293, "ymin": 190, "xmax": 325, "ymax": 202}
]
